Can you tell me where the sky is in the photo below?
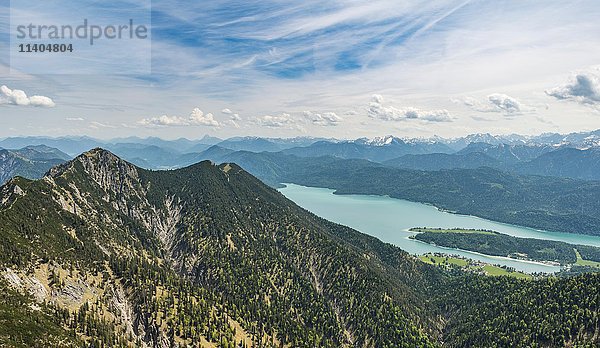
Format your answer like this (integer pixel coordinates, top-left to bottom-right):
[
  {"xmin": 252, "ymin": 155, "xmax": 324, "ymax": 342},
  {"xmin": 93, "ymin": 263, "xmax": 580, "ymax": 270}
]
[{"xmin": 1, "ymin": 0, "xmax": 600, "ymax": 140}]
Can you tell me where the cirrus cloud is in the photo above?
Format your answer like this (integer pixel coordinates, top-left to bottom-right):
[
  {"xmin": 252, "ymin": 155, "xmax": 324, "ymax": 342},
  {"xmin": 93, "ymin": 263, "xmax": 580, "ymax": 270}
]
[{"xmin": 0, "ymin": 85, "xmax": 55, "ymax": 107}]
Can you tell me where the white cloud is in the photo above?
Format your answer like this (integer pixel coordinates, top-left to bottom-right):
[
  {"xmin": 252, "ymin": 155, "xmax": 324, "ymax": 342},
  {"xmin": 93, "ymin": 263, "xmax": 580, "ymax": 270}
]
[
  {"xmin": 456, "ymin": 93, "xmax": 529, "ymax": 115},
  {"xmin": 139, "ymin": 115, "xmax": 189, "ymax": 126},
  {"xmin": 220, "ymin": 108, "xmax": 243, "ymax": 121},
  {"xmin": 254, "ymin": 113, "xmax": 296, "ymax": 128},
  {"xmin": 139, "ymin": 108, "xmax": 220, "ymax": 127},
  {"xmin": 66, "ymin": 117, "xmax": 85, "ymax": 121},
  {"xmin": 303, "ymin": 111, "xmax": 343, "ymax": 126},
  {"xmin": 189, "ymin": 108, "xmax": 220, "ymax": 126},
  {"xmin": 546, "ymin": 68, "xmax": 600, "ymax": 105},
  {"xmin": 367, "ymin": 95, "xmax": 452, "ymax": 122},
  {"xmin": 371, "ymin": 94, "xmax": 384, "ymax": 104},
  {"xmin": 487, "ymin": 94, "xmax": 523, "ymax": 113},
  {"xmin": 0, "ymin": 85, "xmax": 55, "ymax": 107}
]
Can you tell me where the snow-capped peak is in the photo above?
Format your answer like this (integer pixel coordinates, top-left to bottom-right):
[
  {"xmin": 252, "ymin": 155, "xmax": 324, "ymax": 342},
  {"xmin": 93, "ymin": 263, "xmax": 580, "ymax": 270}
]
[{"xmin": 360, "ymin": 135, "xmax": 400, "ymax": 146}]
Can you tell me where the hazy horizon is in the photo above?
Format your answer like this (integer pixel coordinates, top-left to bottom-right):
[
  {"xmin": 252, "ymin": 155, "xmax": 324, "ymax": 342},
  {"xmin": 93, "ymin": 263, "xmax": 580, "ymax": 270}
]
[{"xmin": 2, "ymin": 127, "xmax": 600, "ymax": 143}]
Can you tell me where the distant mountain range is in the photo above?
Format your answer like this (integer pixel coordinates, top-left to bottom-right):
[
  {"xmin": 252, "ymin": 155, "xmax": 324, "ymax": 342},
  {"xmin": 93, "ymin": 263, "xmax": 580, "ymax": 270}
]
[
  {"xmin": 282, "ymin": 136, "xmax": 454, "ymax": 162},
  {"xmin": 2, "ymin": 128, "xmax": 598, "ymax": 158},
  {"xmin": 517, "ymin": 147, "xmax": 600, "ymax": 180},
  {"xmin": 3, "ymin": 129, "xmax": 600, "ymax": 191},
  {"xmin": 0, "ymin": 145, "xmax": 70, "ymax": 184}
]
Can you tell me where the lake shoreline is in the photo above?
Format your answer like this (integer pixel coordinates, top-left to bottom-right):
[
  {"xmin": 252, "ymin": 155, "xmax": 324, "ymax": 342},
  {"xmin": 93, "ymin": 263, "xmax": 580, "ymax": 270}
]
[
  {"xmin": 408, "ymin": 236, "xmax": 564, "ymax": 268},
  {"xmin": 278, "ymin": 183, "xmax": 600, "ymax": 273},
  {"xmin": 280, "ymin": 183, "xmax": 600, "ymax": 247},
  {"xmin": 280, "ymin": 182, "xmax": 600, "ymax": 239}
]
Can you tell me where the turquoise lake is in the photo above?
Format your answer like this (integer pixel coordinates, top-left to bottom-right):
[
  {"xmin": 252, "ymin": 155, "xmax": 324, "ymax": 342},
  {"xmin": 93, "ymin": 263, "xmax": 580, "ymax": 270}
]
[{"xmin": 279, "ymin": 184, "xmax": 600, "ymax": 274}]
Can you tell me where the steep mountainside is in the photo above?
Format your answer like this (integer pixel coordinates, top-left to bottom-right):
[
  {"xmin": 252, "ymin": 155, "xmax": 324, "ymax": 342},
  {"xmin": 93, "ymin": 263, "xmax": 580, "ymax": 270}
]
[{"xmin": 0, "ymin": 149, "xmax": 598, "ymax": 347}]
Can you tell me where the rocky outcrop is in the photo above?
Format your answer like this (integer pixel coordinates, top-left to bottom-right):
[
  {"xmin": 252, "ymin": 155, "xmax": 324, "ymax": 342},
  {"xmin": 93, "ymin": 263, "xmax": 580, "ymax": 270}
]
[
  {"xmin": 3, "ymin": 268, "xmax": 48, "ymax": 303},
  {"xmin": 0, "ymin": 178, "xmax": 26, "ymax": 208},
  {"xmin": 48, "ymin": 149, "xmax": 182, "ymax": 256}
]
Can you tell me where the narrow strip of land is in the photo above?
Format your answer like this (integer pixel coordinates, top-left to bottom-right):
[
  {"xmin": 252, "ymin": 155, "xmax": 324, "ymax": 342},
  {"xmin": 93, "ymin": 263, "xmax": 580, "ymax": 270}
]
[{"xmin": 411, "ymin": 227, "xmax": 600, "ymax": 268}]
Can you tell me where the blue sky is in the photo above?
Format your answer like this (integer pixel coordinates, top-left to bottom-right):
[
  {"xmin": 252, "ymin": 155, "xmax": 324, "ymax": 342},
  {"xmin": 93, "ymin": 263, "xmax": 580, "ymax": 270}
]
[{"xmin": 1, "ymin": 0, "xmax": 600, "ymax": 139}]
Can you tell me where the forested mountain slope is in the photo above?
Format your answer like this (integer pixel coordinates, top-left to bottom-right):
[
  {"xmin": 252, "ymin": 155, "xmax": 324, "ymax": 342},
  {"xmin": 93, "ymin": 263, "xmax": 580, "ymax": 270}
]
[{"xmin": 517, "ymin": 147, "xmax": 600, "ymax": 180}]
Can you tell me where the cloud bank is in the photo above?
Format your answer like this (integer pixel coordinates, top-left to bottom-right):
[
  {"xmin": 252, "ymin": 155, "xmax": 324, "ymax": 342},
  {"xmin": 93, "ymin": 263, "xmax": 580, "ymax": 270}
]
[
  {"xmin": 0, "ymin": 85, "xmax": 55, "ymax": 107},
  {"xmin": 139, "ymin": 108, "xmax": 220, "ymax": 127}
]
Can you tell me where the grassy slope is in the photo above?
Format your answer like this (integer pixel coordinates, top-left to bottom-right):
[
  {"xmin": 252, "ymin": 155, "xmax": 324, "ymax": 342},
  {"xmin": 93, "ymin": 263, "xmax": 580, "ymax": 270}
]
[
  {"xmin": 418, "ymin": 253, "xmax": 532, "ymax": 279},
  {"xmin": 575, "ymin": 249, "xmax": 600, "ymax": 268}
]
